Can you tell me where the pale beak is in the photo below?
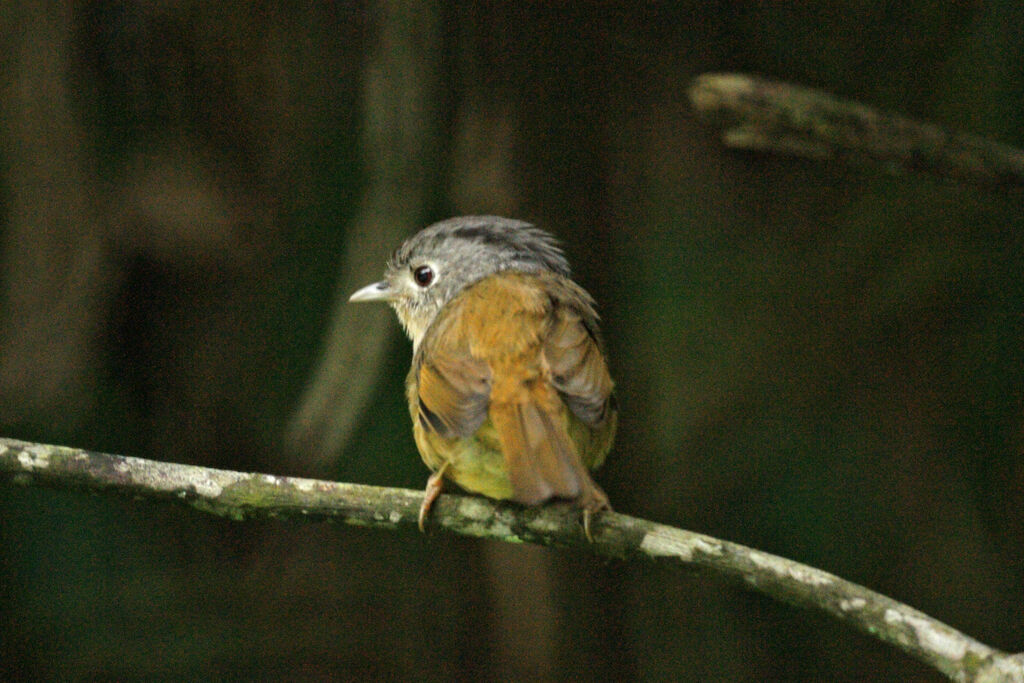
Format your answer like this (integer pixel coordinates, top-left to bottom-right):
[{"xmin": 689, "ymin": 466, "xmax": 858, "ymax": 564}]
[{"xmin": 349, "ymin": 280, "xmax": 395, "ymax": 303}]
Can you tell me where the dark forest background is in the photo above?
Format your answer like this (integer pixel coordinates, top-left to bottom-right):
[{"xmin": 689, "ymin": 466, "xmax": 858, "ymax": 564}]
[{"xmin": 2, "ymin": 3, "xmax": 1023, "ymax": 680}]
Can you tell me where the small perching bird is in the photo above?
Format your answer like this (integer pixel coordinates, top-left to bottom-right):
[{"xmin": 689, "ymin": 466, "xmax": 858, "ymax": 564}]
[{"xmin": 350, "ymin": 216, "xmax": 617, "ymax": 537}]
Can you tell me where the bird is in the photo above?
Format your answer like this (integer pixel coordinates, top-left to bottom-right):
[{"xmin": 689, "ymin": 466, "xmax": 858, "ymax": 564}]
[{"xmin": 349, "ymin": 216, "xmax": 617, "ymax": 538}]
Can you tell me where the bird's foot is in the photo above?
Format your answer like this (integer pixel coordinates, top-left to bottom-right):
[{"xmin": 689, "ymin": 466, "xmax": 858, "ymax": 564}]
[
  {"xmin": 580, "ymin": 486, "xmax": 611, "ymax": 542},
  {"xmin": 418, "ymin": 462, "xmax": 450, "ymax": 532}
]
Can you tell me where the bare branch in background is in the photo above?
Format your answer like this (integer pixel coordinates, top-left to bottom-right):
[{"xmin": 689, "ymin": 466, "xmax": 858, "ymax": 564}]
[
  {"xmin": 285, "ymin": 1, "xmax": 444, "ymax": 473},
  {"xmin": 2, "ymin": 436, "xmax": 1021, "ymax": 683},
  {"xmin": 689, "ymin": 72, "xmax": 1024, "ymax": 187}
]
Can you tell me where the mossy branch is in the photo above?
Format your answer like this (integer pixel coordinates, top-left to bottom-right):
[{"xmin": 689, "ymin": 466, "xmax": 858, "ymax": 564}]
[
  {"xmin": 1, "ymin": 436, "xmax": 1021, "ymax": 682},
  {"xmin": 689, "ymin": 72, "xmax": 1024, "ymax": 187}
]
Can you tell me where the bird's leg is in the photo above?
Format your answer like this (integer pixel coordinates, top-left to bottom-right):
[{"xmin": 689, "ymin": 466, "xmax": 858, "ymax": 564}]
[{"xmin": 418, "ymin": 461, "xmax": 450, "ymax": 532}]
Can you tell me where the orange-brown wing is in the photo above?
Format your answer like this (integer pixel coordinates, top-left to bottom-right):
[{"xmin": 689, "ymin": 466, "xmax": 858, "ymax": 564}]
[
  {"xmin": 414, "ymin": 339, "xmax": 491, "ymax": 439},
  {"xmin": 542, "ymin": 282, "xmax": 616, "ymax": 428},
  {"xmin": 411, "ymin": 273, "xmax": 528, "ymax": 441}
]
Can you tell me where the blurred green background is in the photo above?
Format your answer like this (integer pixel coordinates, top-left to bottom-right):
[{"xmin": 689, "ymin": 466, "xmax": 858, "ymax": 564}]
[{"xmin": 2, "ymin": 2, "xmax": 1023, "ymax": 680}]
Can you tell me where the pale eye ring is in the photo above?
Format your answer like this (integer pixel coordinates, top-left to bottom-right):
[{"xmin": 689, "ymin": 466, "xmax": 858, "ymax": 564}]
[{"xmin": 412, "ymin": 265, "xmax": 434, "ymax": 287}]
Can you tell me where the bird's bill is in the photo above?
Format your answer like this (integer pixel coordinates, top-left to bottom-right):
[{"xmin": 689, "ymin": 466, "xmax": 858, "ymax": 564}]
[{"xmin": 349, "ymin": 280, "xmax": 394, "ymax": 303}]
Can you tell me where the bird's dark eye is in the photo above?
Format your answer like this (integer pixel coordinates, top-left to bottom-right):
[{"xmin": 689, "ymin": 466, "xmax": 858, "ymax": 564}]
[{"xmin": 413, "ymin": 265, "xmax": 434, "ymax": 287}]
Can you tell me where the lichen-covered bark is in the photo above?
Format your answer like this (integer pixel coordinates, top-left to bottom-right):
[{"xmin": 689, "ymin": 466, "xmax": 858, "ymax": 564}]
[{"xmin": 1, "ymin": 436, "xmax": 1021, "ymax": 682}]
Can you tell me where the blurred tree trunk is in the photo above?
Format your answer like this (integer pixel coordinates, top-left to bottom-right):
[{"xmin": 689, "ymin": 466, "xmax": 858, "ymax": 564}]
[
  {"xmin": 0, "ymin": 2, "xmax": 109, "ymax": 432},
  {"xmin": 286, "ymin": 0, "xmax": 443, "ymax": 474}
]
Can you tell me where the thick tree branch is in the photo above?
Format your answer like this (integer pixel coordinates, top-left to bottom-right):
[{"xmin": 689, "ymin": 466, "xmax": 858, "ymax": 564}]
[
  {"xmin": 689, "ymin": 72, "xmax": 1024, "ymax": 187},
  {"xmin": 1, "ymin": 436, "xmax": 1021, "ymax": 682}
]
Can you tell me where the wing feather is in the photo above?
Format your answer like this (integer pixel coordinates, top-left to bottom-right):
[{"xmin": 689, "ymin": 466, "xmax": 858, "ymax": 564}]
[{"xmin": 543, "ymin": 286, "xmax": 615, "ymax": 427}]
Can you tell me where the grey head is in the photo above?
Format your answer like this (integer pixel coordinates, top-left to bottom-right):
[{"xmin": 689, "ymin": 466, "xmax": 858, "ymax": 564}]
[{"xmin": 350, "ymin": 216, "xmax": 570, "ymax": 347}]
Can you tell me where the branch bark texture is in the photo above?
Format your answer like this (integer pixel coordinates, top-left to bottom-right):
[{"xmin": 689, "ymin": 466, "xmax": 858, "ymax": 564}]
[
  {"xmin": 689, "ymin": 73, "xmax": 1024, "ymax": 188},
  {"xmin": 1, "ymin": 437, "xmax": 1021, "ymax": 682}
]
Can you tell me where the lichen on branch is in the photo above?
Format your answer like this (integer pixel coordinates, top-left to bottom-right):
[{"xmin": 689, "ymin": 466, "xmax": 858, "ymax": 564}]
[{"xmin": 1, "ymin": 436, "xmax": 1021, "ymax": 682}]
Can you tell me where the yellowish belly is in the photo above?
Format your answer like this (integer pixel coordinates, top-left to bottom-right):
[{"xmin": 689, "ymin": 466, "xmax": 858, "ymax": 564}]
[
  {"xmin": 411, "ymin": 409, "xmax": 614, "ymax": 502},
  {"xmin": 413, "ymin": 418, "xmax": 515, "ymax": 500}
]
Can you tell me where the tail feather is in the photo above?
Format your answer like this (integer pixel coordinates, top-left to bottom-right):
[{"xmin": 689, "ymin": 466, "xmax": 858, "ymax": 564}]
[{"xmin": 490, "ymin": 395, "xmax": 602, "ymax": 508}]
